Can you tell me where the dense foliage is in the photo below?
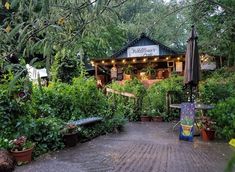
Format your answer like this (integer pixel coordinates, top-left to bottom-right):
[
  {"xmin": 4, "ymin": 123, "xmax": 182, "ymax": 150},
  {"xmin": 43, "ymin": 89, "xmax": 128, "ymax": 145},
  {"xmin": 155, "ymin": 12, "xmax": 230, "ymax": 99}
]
[
  {"xmin": 107, "ymin": 78, "xmax": 146, "ymax": 121},
  {"xmin": 142, "ymin": 75, "xmax": 184, "ymax": 121},
  {"xmin": 0, "ymin": 76, "xmax": 126, "ymax": 156},
  {"xmin": 200, "ymin": 68, "xmax": 235, "ymax": 140}
]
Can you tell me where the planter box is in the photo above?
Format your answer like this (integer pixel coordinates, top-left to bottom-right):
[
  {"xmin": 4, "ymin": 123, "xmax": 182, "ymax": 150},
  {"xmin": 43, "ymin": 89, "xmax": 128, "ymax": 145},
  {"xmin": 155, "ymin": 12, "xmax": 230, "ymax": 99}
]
[
  {"xmin": 140, "ymin": 116, "xmax": 151, "ymax": 122},
  {"xmin": 152, "ymin": 116, "xmax": 163, "ymax": 122}
]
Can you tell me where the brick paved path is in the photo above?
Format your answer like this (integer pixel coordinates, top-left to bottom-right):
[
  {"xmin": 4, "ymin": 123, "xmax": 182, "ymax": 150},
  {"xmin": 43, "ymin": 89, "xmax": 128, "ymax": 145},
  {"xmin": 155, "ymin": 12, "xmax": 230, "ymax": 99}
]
[{"xmin": 16, "ymin": 122, "xmax": 234, "ymax": 172}]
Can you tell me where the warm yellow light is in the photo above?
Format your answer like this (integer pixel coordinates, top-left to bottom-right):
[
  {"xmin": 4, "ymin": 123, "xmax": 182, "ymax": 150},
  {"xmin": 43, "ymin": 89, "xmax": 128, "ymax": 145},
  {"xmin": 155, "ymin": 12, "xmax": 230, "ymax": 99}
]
[
  {"xmin": 102, "ymin": 60, "xmax": 105, "ymax": 64},
  {"xmin": 133, "ymin": 59, "xmax": 136, "ymax": 63},
  {"xmin": 166, "ymin": 57, "xmax": 169, "ymax": 60},
  {"xmin": 90, "ymin": 61, "xmax": 94, "ymax": 66},
  {"xmin": 143, "ymin": 58, "xmax": 147, "ymax": 62},
  {"xmin": 177, "ymin": 57, "xmax": 180, "ymax": 60},
  {"xmin": 154, "ymin": 58, "xmax": 158, "ymax": 61},
  {"xmin": 122, "ymin": 59, "xmax": 126, "ymax": 63},
  {"xmin": 111, "ymin": 60, "xmax": 115, "ymax": 63}
]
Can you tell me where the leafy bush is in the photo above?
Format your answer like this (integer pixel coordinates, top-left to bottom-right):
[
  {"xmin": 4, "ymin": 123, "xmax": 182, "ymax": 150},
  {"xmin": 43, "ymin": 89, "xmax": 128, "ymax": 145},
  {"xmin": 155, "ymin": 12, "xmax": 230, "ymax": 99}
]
[
  {"xmin": 142, "ymin": 75, "xmax": 184, "ymax": 121},
  {"xmin": 199, "ymin": 68, "xmax": 235, "ymax": 104},
  {"xmin": 16, "ymin": 116, "xmax": 65, "ymax": 156},
  {"xmin": 32, "ymin": 83, "xmax": 73, "ymax": 120},
  {"xmin": 208, "ymin": 97, "xmax": 235, "ymax": 140},
  {"xmin": 107, "ymin": 78, "xmax": 146, "ymax": 121}
]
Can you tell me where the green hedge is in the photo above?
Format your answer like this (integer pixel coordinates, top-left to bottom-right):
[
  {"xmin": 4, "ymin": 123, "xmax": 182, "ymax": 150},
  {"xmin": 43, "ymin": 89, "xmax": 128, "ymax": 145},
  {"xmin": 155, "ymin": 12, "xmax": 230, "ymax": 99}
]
[{"xmin": 0, "ymin": 76, "xmax": 126, "ymax": 156}]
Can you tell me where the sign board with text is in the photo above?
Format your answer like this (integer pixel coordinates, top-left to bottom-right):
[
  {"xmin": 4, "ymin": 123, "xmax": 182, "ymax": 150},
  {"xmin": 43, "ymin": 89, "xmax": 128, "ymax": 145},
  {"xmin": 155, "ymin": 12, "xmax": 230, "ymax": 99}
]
[{"xmin": 127, "ymin": 45, "xmax": 159, "ymax": 57}]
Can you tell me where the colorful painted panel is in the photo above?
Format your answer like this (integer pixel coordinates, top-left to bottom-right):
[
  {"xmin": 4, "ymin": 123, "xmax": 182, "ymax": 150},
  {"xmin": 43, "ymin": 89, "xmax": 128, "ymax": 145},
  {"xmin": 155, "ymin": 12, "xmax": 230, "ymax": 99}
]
[{"xmin": 179, "ymin": 103, "xmax": 195, "ymax": 142}]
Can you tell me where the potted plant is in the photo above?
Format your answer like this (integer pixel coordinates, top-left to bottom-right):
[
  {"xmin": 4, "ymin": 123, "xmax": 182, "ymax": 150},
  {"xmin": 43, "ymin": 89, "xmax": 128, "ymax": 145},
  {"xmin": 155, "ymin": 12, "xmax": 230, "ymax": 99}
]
[
  {"xmin": 61, "ymin": 124, "xmax": 79, "ymax": 147},
  {"xmin": 200, "ymin": 116, "xmax": 216, "ymax": 141},
  {"xmin": 140, "ymin": 110, "xmax": 151, "ymax": 122},
  {"xmin": 123, "ymin": 65, "xmax": 133, "ymax": 80},
  {"xmin": 143, "ymin": 66, "xmax": 155, "ymax": 79},
  {"xmin": 151, "ymin": 110, "xmax": 164, "ymax": 122},
  {"xmin": 9, "ymin": 136, "xmax": 34, "ymax": 165}
]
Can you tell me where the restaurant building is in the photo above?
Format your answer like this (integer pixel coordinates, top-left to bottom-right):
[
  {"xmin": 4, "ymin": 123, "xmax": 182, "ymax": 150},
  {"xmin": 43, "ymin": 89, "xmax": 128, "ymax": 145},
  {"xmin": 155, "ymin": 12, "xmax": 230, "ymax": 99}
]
[{"xmin": 91, "ymin": 33, "xmax": 216, "ymax": 87}]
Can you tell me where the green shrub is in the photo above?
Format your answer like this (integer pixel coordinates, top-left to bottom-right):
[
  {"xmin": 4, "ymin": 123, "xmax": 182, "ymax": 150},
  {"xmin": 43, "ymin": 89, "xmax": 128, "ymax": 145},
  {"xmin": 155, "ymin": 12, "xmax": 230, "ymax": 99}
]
[
  {"xmin": 199, "ymin": 68, "xmax": 235, "ymax": 104},
  {"xmin": 107, "ymin": 78, "xmax": 146, "ymax": 121},
  {"xmin": 32, "ymin": 83, "xmax": 73, "ymax": 120},
  {"xmin": 142, "ymin": 75, "xmax": 184, "ymax": 121},
  {"xmin": 16, "ymin": 116, "xmax": 65, "ymax": 156},
  {"xmin": 208, "ymin": 97, "xmax": 235, "ymax": 140}
]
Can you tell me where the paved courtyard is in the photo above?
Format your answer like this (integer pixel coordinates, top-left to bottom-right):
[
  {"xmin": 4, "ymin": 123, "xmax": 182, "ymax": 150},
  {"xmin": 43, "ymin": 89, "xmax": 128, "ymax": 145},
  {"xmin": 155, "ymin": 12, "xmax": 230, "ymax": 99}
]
[{"xmin": 16, "ymin": 122, "xmax": 234, "ymax": 172}]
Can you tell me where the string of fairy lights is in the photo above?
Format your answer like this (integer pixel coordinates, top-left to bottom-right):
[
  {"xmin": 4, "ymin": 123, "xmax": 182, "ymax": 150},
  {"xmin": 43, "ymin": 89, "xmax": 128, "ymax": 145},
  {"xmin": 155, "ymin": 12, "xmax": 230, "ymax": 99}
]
[
  {"xmin": 90, "ymin": 56, "xmax": 184, "ymax": 66},
  {"xmin": 90, "ymin": 54, "xmax": 212, "ymax": 67}
]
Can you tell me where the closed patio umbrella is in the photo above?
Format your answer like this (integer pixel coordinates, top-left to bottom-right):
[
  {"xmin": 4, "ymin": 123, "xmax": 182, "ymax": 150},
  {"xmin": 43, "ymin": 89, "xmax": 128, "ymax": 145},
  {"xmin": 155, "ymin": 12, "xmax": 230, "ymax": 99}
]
[{"xmin": 184, "ymin": 25, "xmax": 200, "ymax": 102}]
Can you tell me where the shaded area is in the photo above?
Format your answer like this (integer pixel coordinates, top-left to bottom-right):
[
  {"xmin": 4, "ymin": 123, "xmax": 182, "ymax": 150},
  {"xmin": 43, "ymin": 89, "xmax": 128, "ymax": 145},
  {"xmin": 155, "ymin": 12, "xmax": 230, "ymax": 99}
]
[{"xmin": 16, "ymin": 122, "xmax": 234, "ymax": 172}]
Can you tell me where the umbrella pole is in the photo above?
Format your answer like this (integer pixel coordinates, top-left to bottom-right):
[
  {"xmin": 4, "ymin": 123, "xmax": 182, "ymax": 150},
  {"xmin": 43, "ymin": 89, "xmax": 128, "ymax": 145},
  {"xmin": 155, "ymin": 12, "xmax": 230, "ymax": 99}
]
[{"xmin": 190, "ymin": 84, "xmax": 193, "ymax": 102}]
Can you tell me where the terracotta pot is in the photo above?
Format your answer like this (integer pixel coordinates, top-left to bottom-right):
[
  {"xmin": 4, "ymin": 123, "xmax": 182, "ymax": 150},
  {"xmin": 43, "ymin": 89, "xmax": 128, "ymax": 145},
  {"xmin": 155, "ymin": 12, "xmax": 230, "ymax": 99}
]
[
  {"xmin": 201, "ymin": 128, "xmax": 215, "ymax": 141},
  {"xmin": 157, "ymin": 71, "xmax": 163, "ymax": 79},
  {"xmin": 10, "ymin": 147, "xmax": 33, "ymax": 165},
  {"xmin": 140, "ymin": 116, "xmax": 151, "ymax": 122},
  {"xmin": 124, "ymin": 74, "xmax": 131, "ymax": 80},
  {"xmin": 63, "ymin": 132, "xmax": 78, "ymax": 147},
  {"xmin": 152, "ymin": 116, "xmax": 163, "ymax": 122}
]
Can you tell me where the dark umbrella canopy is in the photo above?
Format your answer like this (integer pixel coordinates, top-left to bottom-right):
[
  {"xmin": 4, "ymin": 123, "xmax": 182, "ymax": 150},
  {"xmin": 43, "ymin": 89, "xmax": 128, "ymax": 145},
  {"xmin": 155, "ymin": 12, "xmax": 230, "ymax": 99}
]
[{"xmin": 184, "ymin": 25, "xmax": 200, "ymax": 86}]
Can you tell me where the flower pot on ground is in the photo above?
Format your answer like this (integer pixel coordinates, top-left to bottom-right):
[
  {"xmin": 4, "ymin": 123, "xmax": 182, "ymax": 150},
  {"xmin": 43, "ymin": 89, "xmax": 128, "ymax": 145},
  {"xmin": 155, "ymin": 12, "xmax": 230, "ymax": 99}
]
[
  {"xmin": 150, "ymin": 110, "xmax": 164, "ymax": 122},
  {"xmin": 140, "ymin": 110, "xmax": 151, "ymax": 122},
  {"xmin": 10, "ymin": 147, "xmax": 33, "ymax": 165},
  {"xmin": 152, "ymin": 116, "xmax": 163, "ymax": 122},
  {"xmin": 200, "ymin": 116, "xmax": 216, "ymax": 141},
  {"xmin": 9, "ymin": 136, "xmax": 34, "ymax": 165},
  {"xmin": 140, "ymin": 116, "xmax": 151, "ymax": 122},
  {"xmin": 61, "ymin": 124, "xmax": 79, "ymax": 147},
  {"xmin": 201, "ymin": 128, "xmax": 215, "ymax": 141}
]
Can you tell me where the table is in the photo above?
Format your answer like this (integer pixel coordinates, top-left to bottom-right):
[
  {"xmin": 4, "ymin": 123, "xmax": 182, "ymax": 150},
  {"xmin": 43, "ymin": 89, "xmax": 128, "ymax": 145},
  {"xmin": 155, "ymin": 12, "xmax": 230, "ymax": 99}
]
[
  {"xmin": 170, "ymin": 103, "xmax": 214, "ymax": 110},
  {"xmin": 170, "ymin": 103, "xmax": 214, "ymax": 131}
]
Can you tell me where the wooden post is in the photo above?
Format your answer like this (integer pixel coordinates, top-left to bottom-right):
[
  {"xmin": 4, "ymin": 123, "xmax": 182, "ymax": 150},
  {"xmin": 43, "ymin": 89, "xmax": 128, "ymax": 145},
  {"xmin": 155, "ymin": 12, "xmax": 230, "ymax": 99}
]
[
  {"xmin": 220, "ymin": 56, "xmax": 223, "ymax": 68},
  {"xmin": 95, "ymin": 64, "xmax": 98, "ymax": 80}
]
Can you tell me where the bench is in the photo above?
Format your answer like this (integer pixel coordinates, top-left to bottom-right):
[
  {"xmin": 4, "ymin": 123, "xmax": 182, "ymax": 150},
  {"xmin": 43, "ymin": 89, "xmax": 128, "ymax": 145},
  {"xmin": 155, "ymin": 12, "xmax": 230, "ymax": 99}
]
[{"xmin": 69, "ymin": 117, "xmax": 103, "ymax": 126}]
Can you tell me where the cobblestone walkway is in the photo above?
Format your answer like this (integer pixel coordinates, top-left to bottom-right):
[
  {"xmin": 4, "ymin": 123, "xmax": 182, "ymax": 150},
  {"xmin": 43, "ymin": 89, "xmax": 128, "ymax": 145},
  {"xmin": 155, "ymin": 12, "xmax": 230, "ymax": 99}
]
[{"xmin": 16, "ymin": 122, "xmax": 234, "ymax": 172}]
